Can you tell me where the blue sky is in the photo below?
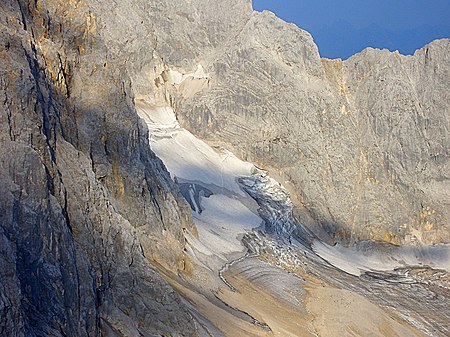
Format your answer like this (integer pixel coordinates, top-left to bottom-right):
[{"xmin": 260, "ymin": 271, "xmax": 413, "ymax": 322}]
[{"xmin": 252, "ymin": 0, "xmax": 450, "ymax": 59}]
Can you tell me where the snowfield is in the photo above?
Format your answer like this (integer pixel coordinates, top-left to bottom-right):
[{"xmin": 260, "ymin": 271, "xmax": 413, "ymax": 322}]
[
  {"xmin": 136, "ymin": 99, "xmax": 262, "ymax": 271},
  {"xmin": 136, "ymin": 97, "xmax": 450, "ymax": 336},
  {"xmin": 136, "ymin": 97, "xmax": 450, "ymax": 278},
  {"xmin": 312, "ymin": 240, "xmax": 450, "ymax": 276}
]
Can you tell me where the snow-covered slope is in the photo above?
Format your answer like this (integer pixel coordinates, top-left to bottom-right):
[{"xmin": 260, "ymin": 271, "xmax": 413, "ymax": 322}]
[
  {"xmin": 137, "ymin": 97, "xmax": 450, "ymax": 278},
  {"xmin": 312, "ymin": 240, "xmax": 450, "ymax": 276},
  {"xmin": 136, "ymin": 99, "xmax": 263, "ymax": 272},
  {"xmin": 136, "ymin": 96, "xmax": 450, "ymax": 336}
]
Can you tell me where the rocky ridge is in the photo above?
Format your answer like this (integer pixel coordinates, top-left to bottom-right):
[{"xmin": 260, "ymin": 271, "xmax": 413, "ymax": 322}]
[
  {"xmin": 92, "ymin": 0, "xmax": 449, "ymax": 246},
  {"xmin": 172, "ymin": 11, "xmax": 449, "ymax": 246},
  {"xmin": 81, "ymin": 0, "xmax": 450, "ymax": 246}
]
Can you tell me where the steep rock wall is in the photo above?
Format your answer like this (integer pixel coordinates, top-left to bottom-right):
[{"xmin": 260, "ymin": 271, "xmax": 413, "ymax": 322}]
[
  {"xmin": 1, "ymin": 0, "xmax": 449, "ymax": 335},
  {"xmin": 83, "ymin": 0, "xmax": 449, "ymax": 245},
  {"xmin": 0, "ymin": 0, "xmax": 196, "ymax": 335},
  {"xmin": 172, "ymin": 10, "xmax": 449, "ymax": 245}
]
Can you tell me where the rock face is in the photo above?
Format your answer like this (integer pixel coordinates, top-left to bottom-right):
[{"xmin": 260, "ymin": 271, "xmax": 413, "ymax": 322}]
[
  {"xmin": 0, "ymin": 0, "xmax": 196, "ymax": 336},
  {"xmin": 66, "ymin": 1, "xmax": 450, "ymax": 246},
  {"xmin": 170, "ymin": 10, "xmax": 449, "ymax": 246},
  {"xmin": 1, "ymin": 0, "xmax": 449, "ymax": 336},
  {"xmin": 89, "ymin": 0, "xmax": 449, "ymax": 246}
]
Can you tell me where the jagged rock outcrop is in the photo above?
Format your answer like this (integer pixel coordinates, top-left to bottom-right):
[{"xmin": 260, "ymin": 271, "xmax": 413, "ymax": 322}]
[
  {"xmin": 0, "ymin": 0, "xmax": 196, "ymax": 336},
  {"xmin": 150, "ymin": 7, "xmax": 449, "ymax": 246},
  {"xmin": 86, "ymin": 0, "xmax": 449, "ymax": 246}
]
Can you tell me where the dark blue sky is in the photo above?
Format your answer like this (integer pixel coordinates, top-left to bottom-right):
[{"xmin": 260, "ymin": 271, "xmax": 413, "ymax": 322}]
[{"xmin": 253, "ymin": 0, "xmax": 450, "ymax": 59}]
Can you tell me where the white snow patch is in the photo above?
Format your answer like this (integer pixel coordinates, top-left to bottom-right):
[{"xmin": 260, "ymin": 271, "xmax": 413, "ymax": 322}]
[
  {"xmin": 165, "ymin": 64, "xmax": 208, "ymax": 85},
  {"xmin": 137, "ymin": 101, "xmax": 254, "ymax": 196},
  {"xmin": 194, "ymin": 194, "xmax": 262, "ymax": 256},
  {"xmin": 138, "ymin": 105, "xmax": 179, "ymax": 126},
  {"xmin": 313, "ymin": 240, "xmax": 450, "ymax": 276},
  {"xmin": 136, "ymin": 99, "xmax": 263, "ymax": 271}
]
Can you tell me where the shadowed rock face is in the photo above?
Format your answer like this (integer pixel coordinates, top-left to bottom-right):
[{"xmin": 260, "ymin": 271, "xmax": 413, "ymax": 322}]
[{"xmin": 0, "ymin": 0, "xmax": 196, "ymax": 336}]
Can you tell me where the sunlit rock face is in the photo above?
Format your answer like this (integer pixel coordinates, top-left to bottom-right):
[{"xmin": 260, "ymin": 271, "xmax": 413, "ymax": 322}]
[
  {"xmin": 82, "ymin": 0, "xmax": 450, "ymax": 246},
  {"xmin": 1, "ymin": 0, "xmax": 449, "ymax": 336},
  {"xmin": 173, "ymin": 17, "xmax": 449, "ymax": 246}
]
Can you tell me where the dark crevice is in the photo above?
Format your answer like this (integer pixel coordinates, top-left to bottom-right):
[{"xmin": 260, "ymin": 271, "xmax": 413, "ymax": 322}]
[
  {"xmin": 147, "ymin": 178, "xmax": 167, "ymax": 230},
  {"xmin": 62, "ymin": 185, "xmax": 73, "ymax": 234},
  {"xmin": 57, "ymin": 52, "xmax": 71, "ymax": 98},
  {"xmin": 88, "ymin": 145, "xmax": 97, "ymax": 177},
  {"xmin": 7, "ymin": 108, "xmax": 14, "ymax": 141},
  {"xmin": 16, "ymin": 0, "xmax": 28, "ymax": 31},
  {"xmin": 2, "ymin": 78, "xmax": 14, "ymax": 141},
  {"xmin": 22, "ymin": 42, "xmax": 57, "ymax": 162},
  {"xmin": 72, "ymin": 248, "xmax": 82, "ymax": 334},
  {"xmin": 44, "ymin": 165, "xmax": 55, "ymax": 196},
  {"xmin": 213, "ymin": 294, "xmax": 272, "ymax": 332}
]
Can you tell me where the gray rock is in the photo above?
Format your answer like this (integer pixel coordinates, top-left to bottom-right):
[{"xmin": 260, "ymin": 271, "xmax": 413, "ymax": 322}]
[
  {"xmin": 1, "ymin": 0, "xmax": 197, "ymax": 335},
  {"xmin": 1, "ymin": 0, "xmax": 449, "ymax": 335},
  {"xmin": 164, "ymin": 9, "xmax": 449, "ymax": 246}
]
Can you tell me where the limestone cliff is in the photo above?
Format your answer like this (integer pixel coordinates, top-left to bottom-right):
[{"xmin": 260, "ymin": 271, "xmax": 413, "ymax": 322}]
[
  {"xmin": 0, "ymin": 0, "xmax": 196, "ymax": 336},
  {"xmin": 156, "ymin": 8, "xmax": 449, "ymax": 246},
  {"xmin": 87, "ymin": 0, "xmax": 449, "ymax": 245},
  {"xmin": 1, "ymin": 0, "xmax": 449, "ymax": 336}
]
